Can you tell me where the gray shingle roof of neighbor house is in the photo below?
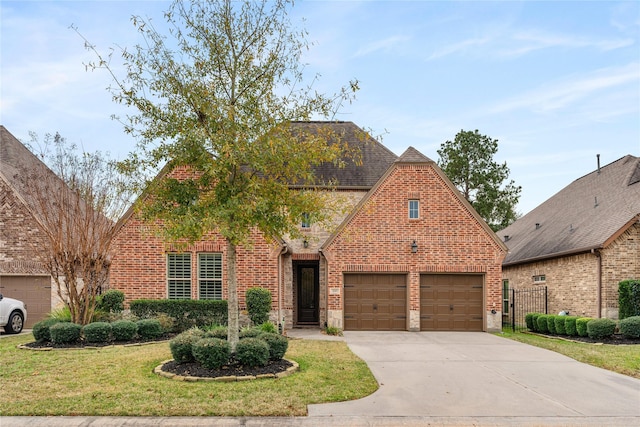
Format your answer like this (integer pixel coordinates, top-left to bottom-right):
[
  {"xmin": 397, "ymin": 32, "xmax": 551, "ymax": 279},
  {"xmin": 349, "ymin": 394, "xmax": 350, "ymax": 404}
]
[
  {"xmin": 497, "ymin": 155, "xmax": 640, "ymax": 266},
  {"xmin": 290, "ymin": 121, "xmax": 398, "ymax": 189}
]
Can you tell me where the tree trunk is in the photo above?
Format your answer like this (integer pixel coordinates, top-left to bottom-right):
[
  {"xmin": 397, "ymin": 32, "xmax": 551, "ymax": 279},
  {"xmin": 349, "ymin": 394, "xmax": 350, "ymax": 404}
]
[{"xmin": 226, "ymin": 239, "xmax": 239, "ymax": 351}]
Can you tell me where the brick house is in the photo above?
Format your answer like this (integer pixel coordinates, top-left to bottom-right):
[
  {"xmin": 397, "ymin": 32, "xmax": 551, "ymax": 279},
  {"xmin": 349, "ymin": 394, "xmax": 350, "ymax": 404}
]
[
  {"xmin": 110, "ymin": 122, "xmax": 507, "ymax": 332},
  {"xmin": 0, "ymin": 126, "xmax": 61, "ymax": 327},
  {"xmin": 497, "ymin": 155, "xmax": 640, "ymax": 319}
]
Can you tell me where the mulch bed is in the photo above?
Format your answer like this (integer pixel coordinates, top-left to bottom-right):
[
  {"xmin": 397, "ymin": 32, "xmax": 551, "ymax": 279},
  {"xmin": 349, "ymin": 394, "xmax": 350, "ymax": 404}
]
[{"xmin": 161, "ymin": 358, "xmax": 293, "ymax": 378}]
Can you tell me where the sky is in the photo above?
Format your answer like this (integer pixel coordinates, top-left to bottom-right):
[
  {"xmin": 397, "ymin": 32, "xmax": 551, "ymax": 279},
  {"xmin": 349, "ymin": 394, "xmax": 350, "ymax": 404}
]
[{"xmin": 1, "ymin": 0, "xmax": 639, "ymax": 216}]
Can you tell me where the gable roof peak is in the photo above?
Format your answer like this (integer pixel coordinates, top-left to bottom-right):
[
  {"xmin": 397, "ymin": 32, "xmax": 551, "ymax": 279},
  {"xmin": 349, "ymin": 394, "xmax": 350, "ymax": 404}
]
[{"xmin": 396, "ymin": 146, "xmax": 434, "ymax": 164}]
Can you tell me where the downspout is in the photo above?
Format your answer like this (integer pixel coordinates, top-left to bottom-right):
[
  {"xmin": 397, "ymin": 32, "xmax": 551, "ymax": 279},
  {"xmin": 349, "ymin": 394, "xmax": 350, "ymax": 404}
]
[
  {"xmin": 592, "ymin": 248, "xmax": 602, "ymax": 318},
  {"xmin": 278, "ymin": 243, "xmax": 289, "ymax": 334}
]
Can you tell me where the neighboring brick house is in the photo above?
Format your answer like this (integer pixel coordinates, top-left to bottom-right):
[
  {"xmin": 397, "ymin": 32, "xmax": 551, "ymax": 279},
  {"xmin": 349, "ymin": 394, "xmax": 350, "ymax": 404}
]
[
  {"xmin": 110, "ymin": 121, "xmax": 507, "ymax": 332},
  {"xmin": 0, "ymin": 126, "xmax": 60, "ymax": 327},
  {"xmin": 497, "ymin": 155, "xmax": 640, "ymax": 320}
]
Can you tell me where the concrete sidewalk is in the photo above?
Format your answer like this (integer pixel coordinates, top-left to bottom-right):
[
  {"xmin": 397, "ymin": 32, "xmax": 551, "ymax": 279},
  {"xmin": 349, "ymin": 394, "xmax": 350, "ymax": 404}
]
[{"xmin": 309, "ymin": 331, "xmax": 640, "ymax": 421}]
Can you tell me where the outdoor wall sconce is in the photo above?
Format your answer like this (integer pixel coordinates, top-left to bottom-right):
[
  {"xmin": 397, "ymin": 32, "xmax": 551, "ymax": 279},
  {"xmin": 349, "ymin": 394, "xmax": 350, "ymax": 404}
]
[
  {"xmin": 303, "ymin": 239, "xmax": 309, "ymax": 248},
  {"xmin": 411, "ymin": 240, "xmax": 418, "ymax": 253}
]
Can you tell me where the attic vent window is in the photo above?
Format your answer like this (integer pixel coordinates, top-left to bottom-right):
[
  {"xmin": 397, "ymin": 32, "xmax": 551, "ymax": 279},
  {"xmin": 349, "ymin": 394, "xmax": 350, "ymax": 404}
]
[
  {"xmin": 533, "ymin": 275, "xmax": 546, "ymax": 283},
  {"xmin": 408, "ymin": 199, "xmax": 420, "ymax": 219},
  {"xmin": 301, "ymin": 213, "xmax": 311, "ymax": 228}
]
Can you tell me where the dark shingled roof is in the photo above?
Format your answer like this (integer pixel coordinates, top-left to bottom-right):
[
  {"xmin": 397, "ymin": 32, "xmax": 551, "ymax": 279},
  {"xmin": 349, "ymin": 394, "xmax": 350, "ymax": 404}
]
[
  {"xmin": 497, "ymin": 155, "xmax": 640, "ymax": 265},
  {"xmin": 291, "ymin": 121, "xmax": 397, "ymax": 189},
  {"xmin": 396, "ymin": 146, "xmax": 434, "ymax": 163}
]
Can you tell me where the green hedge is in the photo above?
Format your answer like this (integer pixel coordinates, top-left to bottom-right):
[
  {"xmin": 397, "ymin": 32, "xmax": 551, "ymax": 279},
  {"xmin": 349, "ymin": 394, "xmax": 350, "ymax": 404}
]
[
  {"xmin": 49, "ymin": 322, "xmax": 82, "ymax": 344},
  {"xmin": 32, "ymin": 318, "xmax": 64, "ymax": 342},
  {"xmin": 586, "ymin": 318, "xmax": 616, "ymax": 339},
  {"xmin": 170, "ymin": 328, "xmax": 206, "ymax": 364},
  {"xmin": 260, "ymin": 333, "xmax": 289, "ymax": 360},
  {"xmin": 136, "ymin": 319, "xmax": 164, "ymax": 339},
  {"xmin": 130, "ymin": 299, "xmax": 228, "ymax": 332},
  {"xmin": 619, "ymin": 316, "xmax": 640, "ymax": 339},
  {"xmin": 618, "ymin": 280, "xmax": 640, "ymax": 320},
  {"xmin": 553, "ymin": 316, "xmax": 567, "ymax": 335},
  {"xmin": 111, "ymin": 320, "xmax": 138, "ymax": 341},
  {"xmin": 546, "ymin": 315, "xmax": 557, "ymax": 334},
  {"xmin": 83, "ymin": 322, "xmax": 112, "ymax": 343},
  {"xmin": 246, "ymin": 287, "xmax": 271, "ymax": 326},
  {"xmin": 564, "ymin": 316, "xmax": 579, "ymax": 336},
  {"xmin": 192, "ymin": 338, "xmax": 230, "ymax": 369},
  {"xmin": 536, "ymin": 315, "xmax": 549, "ymax": 333},
  {"xmin": 235, "ymin": 338, "xmax": 269, "ymax": 367},
  {"xmin": 525, "ymin": 313, "xmax": 538, "ymax": 331},
  {"xmin": 529, "ymin": 313, "xmax": 542, "ymax": 332},
  {"xmin": 576, "ymin": 318, "xmax": 592, "ymax": 337},
  {"xmin": 96, "ymin": 289, "xmax": 125, "ymax": 313}
]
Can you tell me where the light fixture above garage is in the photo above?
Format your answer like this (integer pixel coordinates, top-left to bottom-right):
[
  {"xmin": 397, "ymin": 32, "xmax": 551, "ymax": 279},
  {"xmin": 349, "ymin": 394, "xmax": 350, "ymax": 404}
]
[{"xmin": 411, "ymin": 240, "xmax": 418, "ymax": 253}]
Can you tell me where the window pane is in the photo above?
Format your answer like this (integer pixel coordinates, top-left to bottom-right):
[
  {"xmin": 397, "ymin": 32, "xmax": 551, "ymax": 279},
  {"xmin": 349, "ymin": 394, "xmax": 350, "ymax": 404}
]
[
  {"xmin": 168, "ymin": 253, "xmax": 191, "ymax": 300},
  {"xmin": 409, "ymin": 200, "xmax": 419, "ymax": 219},
  {"xmin": 199, "ymin": 253, "xmax": 222, "ymax": 300},
  {"xmin": 502, "ymin": 280, "xmax": 509, "ymax": 315},
  {"xmin": 301, "ymin": 213, "xmax": 311, "ymax": 228}
]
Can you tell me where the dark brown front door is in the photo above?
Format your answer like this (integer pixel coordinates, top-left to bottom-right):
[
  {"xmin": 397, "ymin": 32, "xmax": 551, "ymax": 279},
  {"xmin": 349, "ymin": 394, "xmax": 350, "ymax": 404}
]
[
  {"xmin": 420, "ymin": 274, "xmax": 483, "ymax": 331},
  {"xmin": 297, "ymin": 264, "xmax": 319, "ymax": 324}
]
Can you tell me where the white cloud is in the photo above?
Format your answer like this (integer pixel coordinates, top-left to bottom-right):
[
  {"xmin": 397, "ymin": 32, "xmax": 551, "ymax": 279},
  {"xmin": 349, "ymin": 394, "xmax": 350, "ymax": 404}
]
[{"xmin": 354, "ymin": 35, "xmax": 411, "ymax": 58}]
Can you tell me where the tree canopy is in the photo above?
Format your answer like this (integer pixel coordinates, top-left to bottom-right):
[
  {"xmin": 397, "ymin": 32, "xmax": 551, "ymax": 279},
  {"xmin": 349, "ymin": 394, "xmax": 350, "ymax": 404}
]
[
  {"xmin": 80, "ymin": 0, "xmax": 358, "ymax": 348},
  {"xmin": 437, "ymin": 129, "xmax": 521, "ymax": 232}
]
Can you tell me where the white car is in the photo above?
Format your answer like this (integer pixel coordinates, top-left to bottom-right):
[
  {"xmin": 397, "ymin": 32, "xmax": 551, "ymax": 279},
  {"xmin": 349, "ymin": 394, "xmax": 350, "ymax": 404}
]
[{"xmin": 0, "ymin": 294, "xmax": 27, "ymax": 334}]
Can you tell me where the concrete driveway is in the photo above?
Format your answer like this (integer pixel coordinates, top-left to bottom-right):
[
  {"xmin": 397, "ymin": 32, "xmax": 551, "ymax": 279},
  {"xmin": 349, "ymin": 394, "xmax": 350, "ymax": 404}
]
[{"xmin": 308, "ymin": 331, "xmax": 640, "ymax": 420}]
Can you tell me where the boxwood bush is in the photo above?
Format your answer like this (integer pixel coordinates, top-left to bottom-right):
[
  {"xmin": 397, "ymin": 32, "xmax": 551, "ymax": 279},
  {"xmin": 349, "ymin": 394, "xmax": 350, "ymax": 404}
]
[
  {"xmin": 235, "ymin": 338, "xmax": 269, "ymax": 367},
  {"xmin": 554, "ymin": 316, "xmax": 567, "ymax": 335},
  {"xmin": 239, "ymin": 326, "xmax": 263, "ymax": 339},
  {"xmin": 136, "ymin": 319, "xmax": 164, "ymax": 339},
  {"xmin": 587, "ymin": 318, "xmax": 616, "ymax": 339},
  {"xmin": 83, "ymin": 322, "xmax": 112, "ymax": 343},
  {"xmin": 619, "ymin": 316, "xmax": 640, "ymax": 338},
  {"xmin": 170, "ymin": 328, "xmax": 205, "ymax": 364},
  {"xmin": 192, "ymin": 338, "xmax": 230, "ymax": 369},
  {"xmin": 564, "ymin": 316, "xmax": 578, "ymax": 336},
  {"xmin": 245, "ymin": 287, "xmax": 271, "ymax": 326},
  {"xmin": 618, "ymin": 280, "xmax": 640, "ymax": 320},
  {"xmin": 536, "ymin": 315, "xmax": 549, "ymax": 333},
  {"xmin": 32, "ymin": 318, "xmax": 64, "ymax": 342},
  {"xmin": 260, "ymin": 333, "xmax": 288, "ymax": 360},
  {"xmin": 129, "ymin": 299, "xmax": 227, "ymax": 332},
  {"xmin": 546, "ymin": 315, "xmax": 557, "ymax": 334},
  {"xmin": 111, "ymin": 320, "xmax": 138, "ymax": 341},
  {"xmin": 576, "ymin": 317, "xmax": 592, "ymax": 337},
  {"xmin": 204, "ymin": 325, "xmax": 228, "ymax": 340},
  {"xmin": 529, "ymin": 313, "xmax": 542, "ymax": 332},
  {"xmin": 96, "ymin": 289, "xmax": 125, "ymax": 314},
  {"xmin": 525, "ymin": 313, "xmax": 537, "ymax": 331},
  {"xmin": 49, "ymin": 322, "xmax": 82, "ymax": 344}
]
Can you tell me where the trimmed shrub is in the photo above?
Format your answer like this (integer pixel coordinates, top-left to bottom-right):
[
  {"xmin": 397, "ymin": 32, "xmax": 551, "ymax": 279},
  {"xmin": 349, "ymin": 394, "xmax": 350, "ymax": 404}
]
[
  {"xmin": 554, "ymin": 316, "xmax": 567, "ymax": 335},
  {"xmin": 192, "ymin": 338, "xmax": 230, "ymax": 369},
  {"xmin": 204, "ymin": 325, "xmax": 228, "ymax": 340},
  {"xmin": 96, "ymin": 289, "xmax": 125, "ymax": 313},
  {"xmin": 49, "ymin": 322, "xmax": 82, "ymax": 344},
  {"xmin": 246, "ymin": 287, "xmax": 271, "ymax": 326},
  {"xmin": 525, "ymin": 313, "xmax": 537, "ymax": 331},
  {"xmin": 619, "ymin": 316, "xmax": 640, "ymax": 338},
  {"xmin": 587, "ymin": 318, "xmax": 616, "ymax": 339},
  {"xmin": 576, "ymin": 317, "xmax": 592, "ymax": 337},
  {"xmin": 324, "ymin": 326, "xmax": 343, "ymax": 336},
  {"xmin": 564, "ymin": 316, "xmax": 579, "ymax": 336},
  {"xmin": 111, "ymin": 320, "xmax": 138, "ymax": 341},
  {"xmin": 260, "ymin": 333, "xmax": 288, "ymax": 360},
  {"xmin": 618, "ymin": 280, "xmax": 640, "ymax": 320},
  {"xmin": 33, "ymin": 318, "xmax": 64, "ymax": 342},
  {"xmin": 536, "ymin": 315, "xmax": 549, "ymax": 333},
  {"xmin": 155, "ymin": 313, "xmax": 175, "ymax": 333},
  {"xmin": 83, "ymin": 322, "xmax": 112, "ymax": 343},
  {"xmin": 239, "ymin": 326, "xmax": 263, "ymax": 339},
  {"xmin": 235, "ymin": 338, "xmax": 269, "ymax": 367},
  {"xmin": 170, "ymin": 328, "xmax": 205, "ymax": 364},
  {"xmin": 546, "ymin": 315, "xmax": 557, "ymax": 334},
  {"xmin": 529, "ymin": 313, "xmax": 542, "ymax": 332},
  {"xmin": 136, "ymin": 319, "xmax": 164, "ymax": 339},
  {"xmin": 129, "ymin": 299, "xmax": 227, "ymax": 332}
]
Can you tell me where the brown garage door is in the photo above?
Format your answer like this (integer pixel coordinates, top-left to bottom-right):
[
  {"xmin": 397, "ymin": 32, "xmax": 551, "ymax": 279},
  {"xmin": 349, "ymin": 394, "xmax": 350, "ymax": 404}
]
[
  {"xmin": 420, "ymin": 274, "xmax": 483, "ymax": 331},
  {"xmin": 0, "ymin": 275, "xmax": 51, "ymax": 328},
  {"xmin": 344, "ymin": 274, "xmax": 407, "ymax": 331}
]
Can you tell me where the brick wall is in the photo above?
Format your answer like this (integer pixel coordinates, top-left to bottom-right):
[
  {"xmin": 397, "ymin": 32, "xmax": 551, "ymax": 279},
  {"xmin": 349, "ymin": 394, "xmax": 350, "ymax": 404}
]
[
  {"xmin": 502, "ymin": 222, "xmax": 640, "ymax": 319},
  {"xmin": 323, "ymin": 163, "xmax": 506, "ymax": 331}
]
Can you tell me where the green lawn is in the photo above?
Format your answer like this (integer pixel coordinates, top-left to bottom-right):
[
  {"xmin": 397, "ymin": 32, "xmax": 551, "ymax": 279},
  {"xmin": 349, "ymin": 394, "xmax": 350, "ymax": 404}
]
[
  {"xmin": 498, "ymin": 331, "xmax": 640, "ymax": 379},
  {"xmin": 0, "ymin": 335, "xmax": 378, "ymax": 416}
]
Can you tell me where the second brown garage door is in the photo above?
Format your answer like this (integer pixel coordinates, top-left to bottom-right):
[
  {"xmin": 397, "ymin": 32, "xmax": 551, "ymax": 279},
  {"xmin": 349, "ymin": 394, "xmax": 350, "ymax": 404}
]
[
  {"xmin": 420, "ymin": 274, "xmax": 483, "ymax": 331},
  {"xmin": 0, "ymin": 275, "xmax": 51, "ymax": 328},
  {"xmin": 344, "ymin": 273, "xmax": 407, "ymax": 331}
]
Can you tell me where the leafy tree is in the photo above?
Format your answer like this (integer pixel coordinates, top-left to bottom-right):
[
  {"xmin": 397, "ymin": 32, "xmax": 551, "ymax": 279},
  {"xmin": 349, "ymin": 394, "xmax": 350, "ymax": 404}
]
[
  {"xmin": 78, "ymin": 0, "xmax": 358, "ymax": 349},
  {"xmin": 21, "ymin": 132, "xmax": 131, "ymax": 325},
  {"xmin": 437, "ymin": 129, "xmax": 521, "ymax": 231}
]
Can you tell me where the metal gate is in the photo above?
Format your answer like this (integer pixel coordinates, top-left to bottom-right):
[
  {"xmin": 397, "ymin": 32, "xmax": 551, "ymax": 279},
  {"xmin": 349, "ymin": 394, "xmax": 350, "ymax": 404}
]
[{"xmin": 503, "ymin": 286, "xmax": 547, "ymax": 331}]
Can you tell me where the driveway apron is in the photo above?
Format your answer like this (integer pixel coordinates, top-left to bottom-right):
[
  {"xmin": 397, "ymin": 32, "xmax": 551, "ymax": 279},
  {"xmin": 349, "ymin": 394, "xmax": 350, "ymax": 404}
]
[{"xmin": 307, "ymin": 331, "xmax": 640, "ymax": 417}]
